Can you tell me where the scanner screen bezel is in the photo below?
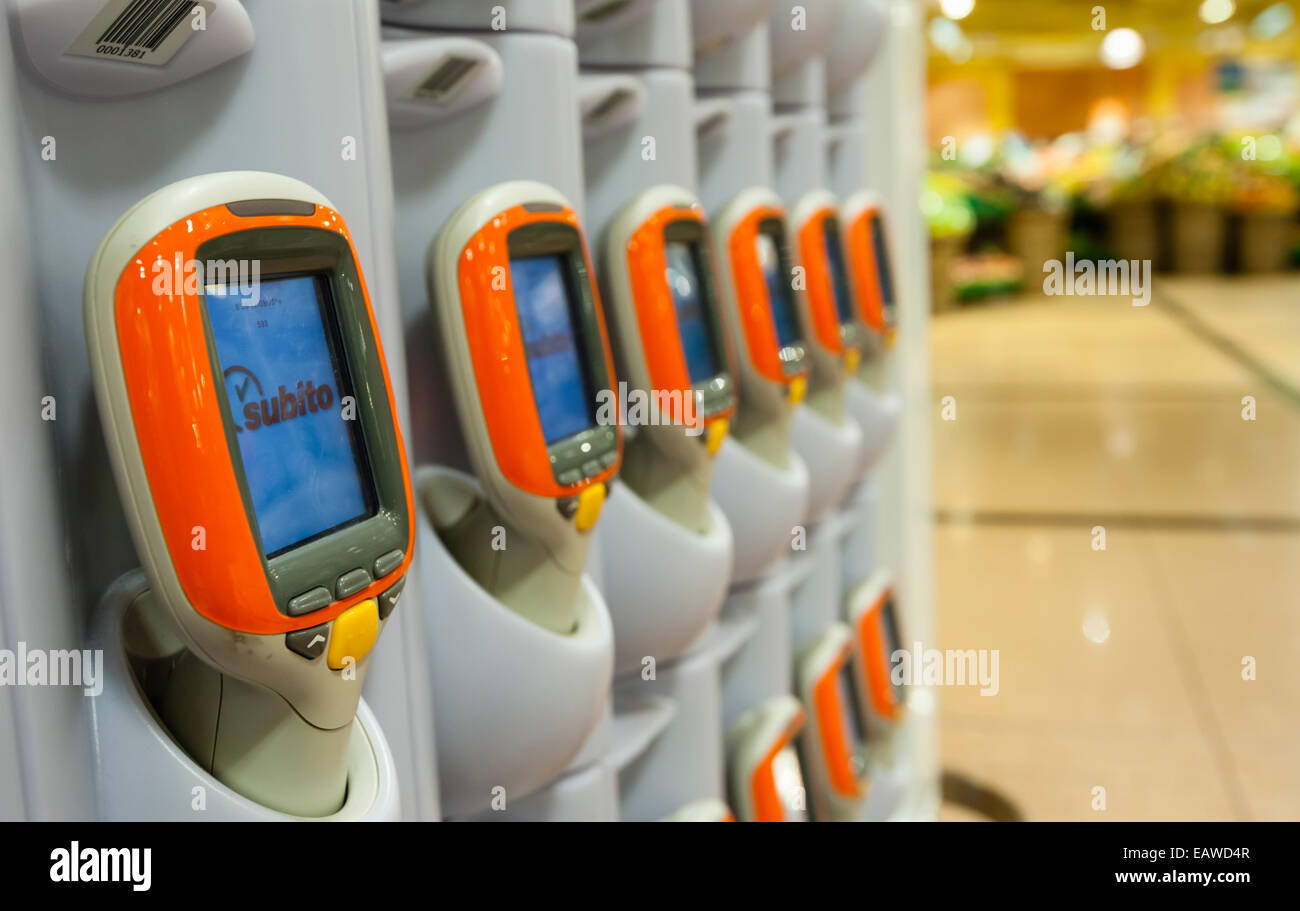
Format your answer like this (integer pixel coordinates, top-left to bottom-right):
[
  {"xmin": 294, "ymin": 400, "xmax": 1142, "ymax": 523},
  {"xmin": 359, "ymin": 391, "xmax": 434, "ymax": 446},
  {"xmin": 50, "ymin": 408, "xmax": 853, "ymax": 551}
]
[
  {"xmin": 662, "ymin": 216, "xmax": 733, "ymax": 419},
  {"xmin": 507, "ymin": 219, "xmax": 618, "ymax": 486},
  {"xmin": 198, "ymin": 226, "xmax": 409, "ymax": 616}
]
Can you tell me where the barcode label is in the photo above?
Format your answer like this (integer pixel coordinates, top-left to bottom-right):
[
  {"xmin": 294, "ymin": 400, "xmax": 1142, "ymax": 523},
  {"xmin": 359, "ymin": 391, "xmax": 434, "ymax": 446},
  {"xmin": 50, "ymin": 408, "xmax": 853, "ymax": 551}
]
[
  {"xmin": 586, "ymin": 88, "xmax": 631, "ymax": 123},
  {"xmin": 65, "ymin": 0, "xmax": 216, "ymax": 67},
  {"xmin": 579, "ymin": 0, "xmax": 633, "ymax": 24},
  {"xmin": 409, "ymin": 55, "xmax": 482, "ymax": 103}
]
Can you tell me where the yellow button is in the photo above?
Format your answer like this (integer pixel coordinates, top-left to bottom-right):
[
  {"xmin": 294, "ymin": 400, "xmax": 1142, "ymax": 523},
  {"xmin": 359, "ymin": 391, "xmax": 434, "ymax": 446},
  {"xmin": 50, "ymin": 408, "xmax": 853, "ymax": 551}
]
[
  {"xmin": 706, "ymin": 418, "xmax": 729, "ymax": 456},
  {"xmin": 573, "ymin": 482, "xmax": 606, "ymax": 532},
  {"xmin": 844, "ymin": 348, "xmax": 860, "ymax": 374},
  {"xmin": 787, "ymin": 375, "xmax": 807, "ymax": 406},
  {"xmin": 327, "ymin": 599, "xmax": 379, "ymax": 670}
]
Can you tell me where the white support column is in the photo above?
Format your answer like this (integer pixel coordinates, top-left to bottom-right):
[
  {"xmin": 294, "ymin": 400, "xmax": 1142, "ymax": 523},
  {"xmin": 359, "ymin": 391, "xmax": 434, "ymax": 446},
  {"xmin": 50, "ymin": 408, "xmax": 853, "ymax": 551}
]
[{"xmin": 863, "ymin": 0, "xmax": 940, "ymax": 820}]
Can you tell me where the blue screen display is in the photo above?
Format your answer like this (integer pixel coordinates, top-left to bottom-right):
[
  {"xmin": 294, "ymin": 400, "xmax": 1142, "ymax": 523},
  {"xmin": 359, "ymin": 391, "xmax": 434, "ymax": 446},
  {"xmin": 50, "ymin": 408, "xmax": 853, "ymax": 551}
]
[
  {"xmin": 204, "ymin": 273, "xmax": 374, "ymax": 557},
  {"xmin": 664, "ymin": 241, "xmax": 719, "ymax": 383},
  {"xmin": 510, "ymin": 254, "xmax": 595, "ymax": 444},
  {"xmin": 840, "ymin": 660, "xmax": 867, "ymax": 746},
  {"xmin": 823, "ymin": 218, "xmax": 854, "ymax": 325},
  {"xmin": 756, "ymin": 232, "xmax": 802, "ymax": 348},
  {"xmin": 881, "ymin": 597, "xmax": 905, "ymax": 702},
  {"xmin": 870, "ymin": 215, "xmax": 896, "ymax": 322}
]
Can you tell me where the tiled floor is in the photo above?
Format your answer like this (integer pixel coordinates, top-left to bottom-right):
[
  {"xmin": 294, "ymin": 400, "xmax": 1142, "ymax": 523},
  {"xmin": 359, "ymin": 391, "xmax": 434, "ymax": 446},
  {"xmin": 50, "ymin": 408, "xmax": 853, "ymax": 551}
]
[{"xmin": 931, "ymin": 278, "xmax": 1300, "ymax": 821}]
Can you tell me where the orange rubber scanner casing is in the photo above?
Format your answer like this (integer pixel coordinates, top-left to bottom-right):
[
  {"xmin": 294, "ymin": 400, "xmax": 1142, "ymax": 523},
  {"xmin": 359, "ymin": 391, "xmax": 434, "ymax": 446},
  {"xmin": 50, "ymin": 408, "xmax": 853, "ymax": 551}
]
[
  {"xmin": 457, "ymin": 202, "xmax": 621, "ymax": 496},
  {"xmin": 858, "ymin": 591, "xmax": 903, "ymax": 720},
  {"xmin": 750, "ymin": 704, "xmax": 807, "ymax": 822},
  {"xmin": 626, "ymin": 204, "xmax": 735, "ymax": 427},
  {"xmin": 846, "ymin": 204, "xmax": 891, "ymax": 334},
  {"xmin": 796, "ymin": 205, "xmax": 849, "ymax": 356},
  {"xmin": 813, "ymin": 649, "xmax": 862, "ymax": 797},
  {"xmin": 727, "ymin": 204, "xmax": 809, "ymax": 387},
  {"xmin": 114, "ymin": 203, "xmax": 415, "ymax": 635}
]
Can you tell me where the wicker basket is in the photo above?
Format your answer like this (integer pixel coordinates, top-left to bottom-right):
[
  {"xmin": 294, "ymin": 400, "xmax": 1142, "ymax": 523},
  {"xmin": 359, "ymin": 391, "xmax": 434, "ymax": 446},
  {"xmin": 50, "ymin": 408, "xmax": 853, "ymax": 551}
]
[
  {"xmin": 1108, "ymin": 201, "xmax": 1160, "ymax": 266},
  {"xmin": 930, "ymin": 235, "xmax": 964, "ymax": 314},
  {"xmin": 1169, "ymin": 202, "xmax": 1226, "ymax": 274},
  {"xmin": 1237, "ymin": 212, "xmax": 1295, "ymax": 273},
  {"xmin": 1005, "ymin": 206, "xmax": 1068, "ymax": 278}
]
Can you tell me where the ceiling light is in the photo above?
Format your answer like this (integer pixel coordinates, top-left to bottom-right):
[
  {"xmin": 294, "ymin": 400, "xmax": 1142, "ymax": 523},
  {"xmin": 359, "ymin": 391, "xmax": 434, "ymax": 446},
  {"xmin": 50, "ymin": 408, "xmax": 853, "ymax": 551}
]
[
  {"xmin": 1100, "ymin": 28, "xmax": 1145, "ymax": 69},
  {"xmin": 1199, "ymin": 0, "xmax": 1236, "ymax": 26},
  {"xmin": 939, "ymin": 0, "xmax": 974, "ymax": 22}
]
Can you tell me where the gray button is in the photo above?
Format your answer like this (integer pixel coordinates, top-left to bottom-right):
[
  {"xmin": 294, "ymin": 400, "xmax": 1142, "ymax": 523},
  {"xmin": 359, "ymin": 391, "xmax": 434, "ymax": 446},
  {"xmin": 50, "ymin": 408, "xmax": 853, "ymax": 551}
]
[
  {"xmin": 285, "ymin": 623, "xmax": 330, "ymax": 660},
  {"xmin": 600, "ymin": 450, "xmax": 618, "ymax": 468},
  {"xmin": 558, "ymin": 468, "xmax": 582, "ymax": 486},
  {"xmin": 287, "ymin": 586, "xmax": 332, "ymax": 617},
  {"xmin": 378, "ymin": 577, "xmax": 406, "ymax": 621},
  {"xmin": 373, "ymin": 549, "xmax": 404, "ymax": 579},
  {"xmin": 581, "ymin": 459, "xmax": 601, "ymax": 477},
  {"xmin": 336, "ymin": 568, "xmax": 372, "ymax": 599}
]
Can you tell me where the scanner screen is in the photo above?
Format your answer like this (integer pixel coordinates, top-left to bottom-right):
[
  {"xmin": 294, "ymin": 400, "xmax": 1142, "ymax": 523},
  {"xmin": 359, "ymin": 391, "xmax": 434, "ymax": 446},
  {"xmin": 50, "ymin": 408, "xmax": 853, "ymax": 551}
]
[
  {"xmin": 881, "ymin": 596, "xmax": 905, "ymax": 703},
  {"xmin": 823, "ymin": 217, "xmax": 855, "ymax": 326},
  {"xmin": 204, "ymin": 273, "xmax": 374, "ymax": 557},
  {"xmin": 756, "ymin": 232, "xmax": 801, "ymax": 349},
  {"xmin": 510, "ymin": 254, "xmax": 597, "ymax": 445},
  {"xmin": 840, "ymin": 659, "xmax": 868, "ymax": 747},
  {"xmin": 870, "ymin": 214, "xmax": 896, "ymax": 322},
  {"xmin": 664, "ymin": 240, "xmax": 720, "ymax": 383}
]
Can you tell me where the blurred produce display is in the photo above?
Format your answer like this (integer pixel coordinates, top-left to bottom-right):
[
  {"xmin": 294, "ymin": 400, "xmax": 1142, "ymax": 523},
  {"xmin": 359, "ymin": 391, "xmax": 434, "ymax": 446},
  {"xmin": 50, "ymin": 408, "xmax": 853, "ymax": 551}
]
[
  {"xmin": 923, "ymin": 124, "xmax": 1300, "ymax": 308},
  {"xmin": 922, "ymin": 171, "xmax": 978, "ymax": 239},
  {"xmin": 951, "ymin": 253, "xmax": 1024, "ymax": 301}
]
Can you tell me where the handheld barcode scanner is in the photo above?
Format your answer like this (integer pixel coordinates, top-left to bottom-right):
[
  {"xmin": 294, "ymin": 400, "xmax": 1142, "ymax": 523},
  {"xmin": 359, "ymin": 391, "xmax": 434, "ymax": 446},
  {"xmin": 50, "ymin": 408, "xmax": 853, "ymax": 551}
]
[
  {"xmin": 847, "ymin": 569, "xmax": 907, "ymax": 731},
  {"xmin": 429, "ymin": 181, "xmax": 621, "ymax": 634},
  {"xmin": 789, "ymin": 189, "xmax": 866, "ymax": 420},
  {"xmin": 726, "ymin": 695, "xmax": 809, "ymax": 822},
  {"xmin": 712, "ymin": 187, "xmax": 810, "ymax": 467},
  {"xmin": 601, "ymin": 185, "xmax": 736, "ymax": 533},
  {"xmin": 84, "ymin": 172, "xmax": 414, "ymax": 817},
  {"xmin": 795, "ymin": 623, "xmax": 869, "ymax": 821},
  {"xmin": 842, "ymin": 190, "xmax": 898, "ymax": 354}
]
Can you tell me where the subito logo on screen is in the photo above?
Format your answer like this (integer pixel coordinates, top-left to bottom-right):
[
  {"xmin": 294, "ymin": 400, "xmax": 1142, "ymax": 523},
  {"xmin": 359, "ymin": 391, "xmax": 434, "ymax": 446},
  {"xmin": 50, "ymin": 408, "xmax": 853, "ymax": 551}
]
[{"xmin": 223, "ymin": 366, "xmax": 336, "ymax": 432}]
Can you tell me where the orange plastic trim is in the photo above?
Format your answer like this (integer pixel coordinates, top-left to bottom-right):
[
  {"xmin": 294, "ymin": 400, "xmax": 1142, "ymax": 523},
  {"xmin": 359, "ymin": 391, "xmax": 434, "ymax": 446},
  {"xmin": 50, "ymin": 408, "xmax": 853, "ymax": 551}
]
[
  {"xmin": 625, "ymin": 205, "xmax": 735, "ymax": 428},
  {"xmin": 858, "ymin": 592, "xmax": 901, "ymax": 720},
  {"xmin": 457, "ymin": 203, "xmax": 622, "ymax": 496},
  {"xmin": 114, "ymin": 203, "xmax": 415, "ymax": 635},
  {"xmin": 812, "ymin": 646, "xmax": 861, "ymax": 797},
  {"xmin": 796, "ymin": 205, "xmax": 847, "ymax": 356},
  {"xmin": 846, "ymin": 204, "xmax": 889, "ymax": 333},
  {"xmin": 726, "ymin": 204, "xmax": 809, "ymax": 387}
]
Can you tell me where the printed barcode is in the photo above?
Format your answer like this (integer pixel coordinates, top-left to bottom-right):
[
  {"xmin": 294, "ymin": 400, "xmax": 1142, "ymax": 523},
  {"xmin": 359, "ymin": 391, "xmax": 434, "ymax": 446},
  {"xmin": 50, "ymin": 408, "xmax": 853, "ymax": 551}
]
[
  {"xmin": 413, "ymin": 56, "xmax": 481, "ymax": 102},
  {"xmin": 96, "ymin": 0, "xmax": 195, "ymax": 51},
  {"xmin": 579, "ymin": 0, "xmax": 632, "ymax": 24},
  {"xmin": 588, "ymin": 88, "xmax": 631, "ymax": 122}
]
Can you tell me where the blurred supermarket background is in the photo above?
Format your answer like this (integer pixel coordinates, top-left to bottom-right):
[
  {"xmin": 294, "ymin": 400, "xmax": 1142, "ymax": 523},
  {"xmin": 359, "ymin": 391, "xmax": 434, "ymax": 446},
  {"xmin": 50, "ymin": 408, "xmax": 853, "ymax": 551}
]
[{"xmin": 924, "ymin": 0, "xmax": 1300, "ymax": 820}]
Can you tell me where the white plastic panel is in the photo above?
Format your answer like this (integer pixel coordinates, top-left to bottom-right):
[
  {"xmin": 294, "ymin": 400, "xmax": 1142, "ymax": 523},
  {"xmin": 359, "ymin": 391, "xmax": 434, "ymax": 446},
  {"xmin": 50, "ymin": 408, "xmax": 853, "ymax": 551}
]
[
  {"xmin": 824, "ymin": 0, "xmax": 886, "ymax": 96},
  {"xmin": 577, "ymin": 0, "xmax": 690, "ymax": 69},
  {"xmin": 696, "ymin": 87, "xmax": 776, "ymax": 208},
  {"xmin": 380, "ymin": 0, "xmax": 574, "ymax": 35},
  {"xmin": 767, "ymin": 0, "xmax": 843, "ymax": 78}
]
